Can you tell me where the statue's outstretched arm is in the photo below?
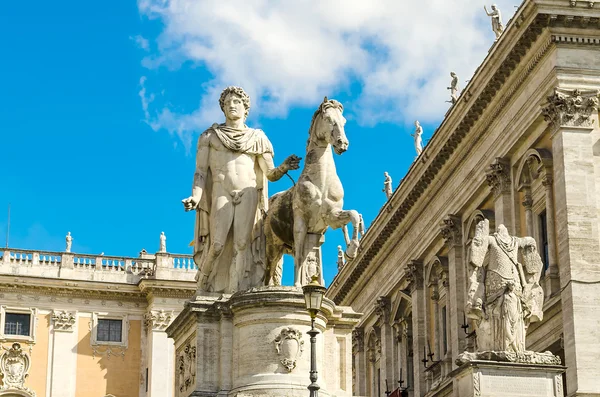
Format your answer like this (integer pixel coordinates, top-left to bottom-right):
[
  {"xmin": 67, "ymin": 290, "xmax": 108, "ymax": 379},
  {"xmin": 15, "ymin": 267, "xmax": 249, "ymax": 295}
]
[{"xmin": 258, "ymin": 152, "xmax": 301, "ymax": 182}]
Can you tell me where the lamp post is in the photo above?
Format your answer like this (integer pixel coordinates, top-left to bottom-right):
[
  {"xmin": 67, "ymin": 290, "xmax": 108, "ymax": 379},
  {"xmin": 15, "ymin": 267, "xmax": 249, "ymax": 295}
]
[{"xmin": 302, "ymin": 275, "xmax": 327, "ymax": 397}]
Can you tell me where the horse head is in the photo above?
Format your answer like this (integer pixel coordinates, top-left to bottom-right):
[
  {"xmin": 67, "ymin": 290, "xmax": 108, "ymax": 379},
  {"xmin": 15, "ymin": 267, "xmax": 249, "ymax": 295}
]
[{"xmin": 310, "ymin": 96, "xmax": 348, "ymax": 155}]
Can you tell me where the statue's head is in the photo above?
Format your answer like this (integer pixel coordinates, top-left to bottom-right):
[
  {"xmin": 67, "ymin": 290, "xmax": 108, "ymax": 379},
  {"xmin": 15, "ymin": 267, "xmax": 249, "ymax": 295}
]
[
  {"xmin": 415, "ymin": 120, "xmax": 420, "ymax": 127},
  {"xmin": 450, "ymin": 71, "xmax": 456, "ymax": 78},
  {"xmin": 338, "ymin": 245, "xmax": 342, "ymax": 250},
  {"xmin": 496, "ymin": 224, "xmax": 509, "ymax": 238},
  {"xmin": 384, "ymin": 171, "xmax": 389, "ymax": 177},
  {"xmin": 219, "ymin": 86, "xmax": 251, "ymax": 120},
  {"xmin": 491, "ymin": 4, "xmax": 497, "ymax": 10}
]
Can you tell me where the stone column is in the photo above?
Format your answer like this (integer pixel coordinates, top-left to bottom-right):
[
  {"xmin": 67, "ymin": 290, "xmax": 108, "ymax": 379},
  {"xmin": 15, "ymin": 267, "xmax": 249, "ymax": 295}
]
[
  {"xmin": 352, "ymin": 328, "xmax": 367, "ymax": 396},
  {"xmin": 543, "ymin": 87, "xmax": 600, "ymax": 396},
  {"xmin": 542, "ymin": 175, "xmax": 560, "ymax": 296},
  {"xmin": 375, "ymin": 296, "xmax": 393, "ymax": 392},
  {"xmin": 407, "ymin": 260, "xmax": 427, "ymax": 397},
  {"xmin": 485, "ymin": 157, "xmax": 514, "ymax": 233},
  {"xmin": 440, "ymin": 215, "xmax": 466, "ymax": 368},
  {"xmin": 49, "ymin": 311, "xmax": 78, "ymax": 397},
  {"xmin": 522, "ymin": 192, "xmax": 535, "ymax": 238},
  {"xmin": 144, "ymin": 310, "xmax": 176, "ymax": 397}
]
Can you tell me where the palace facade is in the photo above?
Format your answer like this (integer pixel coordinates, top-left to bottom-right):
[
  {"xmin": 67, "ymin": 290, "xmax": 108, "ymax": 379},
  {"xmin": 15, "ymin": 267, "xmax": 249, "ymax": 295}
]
[{"xmin": 328, "ymin": 0, "xmax": 600, "ymax": 396}]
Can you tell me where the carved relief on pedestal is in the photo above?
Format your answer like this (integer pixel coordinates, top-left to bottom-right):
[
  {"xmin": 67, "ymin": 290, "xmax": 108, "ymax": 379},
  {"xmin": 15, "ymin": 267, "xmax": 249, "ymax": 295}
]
[
  {"xmin": 485, "ymin": 157, "xmax": 511, "ymax": 198},
  {"xmin": 52, "ymin": 310, "xmax": 76, "ymax": 332},
  {"xmin": 542, "ymin": 88, "xmax": 599, "ymax": 128},
  {"xmin": 0, "ymin": 342, "xmax": 36, "ymax": 396},
  {"xmin": 273, "ymin": 327, "xmax": 304, "ymax": 372},
  {"xmin": 177, "ymin": 337, "xmax": 197, "ymax": 396},
  {"xmin": 144, "ymin": 310, "xmax": 174, "ymax": 331}
]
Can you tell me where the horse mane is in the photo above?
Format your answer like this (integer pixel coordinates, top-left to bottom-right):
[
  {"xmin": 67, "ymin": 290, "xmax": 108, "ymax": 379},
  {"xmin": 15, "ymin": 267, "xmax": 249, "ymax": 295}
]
[{"xmin": 306, "ymin": 99, "xmax": 344, "ymax": 150}]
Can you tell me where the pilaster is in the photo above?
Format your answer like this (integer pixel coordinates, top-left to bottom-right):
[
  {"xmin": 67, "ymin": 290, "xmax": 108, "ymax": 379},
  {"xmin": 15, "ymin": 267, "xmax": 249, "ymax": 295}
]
[
  {"xmin": 374, "ymin": 296, "xmax": 393, "ymax": 391},
  {"xmin": 407, "ymin": 260, "xmax": 426, "ymax": 397},
  {"xmin": 49, "ymin": 310, "xmax": 78, "ymax": 397},
  {"xmin": 144, "ymin": 309, "xmax": 176, "ymax": 397},
  {"xmin": 352, "ymin": 328, "xmax": 366, "ymax": 396}
]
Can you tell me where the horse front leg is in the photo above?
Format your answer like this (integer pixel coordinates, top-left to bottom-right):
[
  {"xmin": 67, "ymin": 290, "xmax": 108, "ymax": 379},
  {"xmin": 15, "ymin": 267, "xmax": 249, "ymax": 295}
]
[{"xmin": 293, "ymin": 215, "xmax": 308, "ymax": 288}]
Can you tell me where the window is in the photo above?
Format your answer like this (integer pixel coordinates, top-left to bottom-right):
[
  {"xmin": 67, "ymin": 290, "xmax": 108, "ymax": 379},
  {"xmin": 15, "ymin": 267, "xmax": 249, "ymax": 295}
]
[
  {"xmin": 4, "ymin": 313, "xmax": 31, "ymax": 336},
  {"xmin": 97, "ymin": 319, "xmax": 123, "ymax": 342},
  {"xmin": 539, "ymin": 211, "xmax": 549, "ymax": 272}
]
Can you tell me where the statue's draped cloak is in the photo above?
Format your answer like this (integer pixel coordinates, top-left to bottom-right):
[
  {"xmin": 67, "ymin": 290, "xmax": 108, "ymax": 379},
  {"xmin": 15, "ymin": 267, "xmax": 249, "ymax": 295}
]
[{"xmin": 193, "ymin": 124, "xmax": 273, "ymax": 292}]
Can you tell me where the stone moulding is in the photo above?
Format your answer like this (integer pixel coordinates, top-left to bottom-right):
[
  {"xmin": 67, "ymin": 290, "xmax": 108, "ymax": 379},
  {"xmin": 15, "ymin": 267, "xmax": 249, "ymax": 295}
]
[
  {"xmin": 456, "ymin": 350, "xmax": 562, "ymax": 366},
  {"xmin": 273, "ymin": 327, "xmax": 304, "ymax": 372}
]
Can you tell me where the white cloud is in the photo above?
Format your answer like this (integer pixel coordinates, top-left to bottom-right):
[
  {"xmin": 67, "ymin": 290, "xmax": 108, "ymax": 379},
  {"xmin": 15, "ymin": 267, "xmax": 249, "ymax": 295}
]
[
  {"xmin": 130, "ymin": 34, "xmax": 150, "ymax": 51},
  {"xmin": 137, "ymin": 0, "xmax": 516, "ymax": 141}
]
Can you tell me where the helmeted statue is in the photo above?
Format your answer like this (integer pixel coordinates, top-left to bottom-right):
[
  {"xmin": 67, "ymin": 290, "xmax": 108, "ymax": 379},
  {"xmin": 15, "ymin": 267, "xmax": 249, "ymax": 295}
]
[
  {"xmin": 182, "ymin": 86, "xmax": 300, "ymax": 294},
  {"xmin": 466, "ymin": 220, "xmax": 544, "ymax": 353}
]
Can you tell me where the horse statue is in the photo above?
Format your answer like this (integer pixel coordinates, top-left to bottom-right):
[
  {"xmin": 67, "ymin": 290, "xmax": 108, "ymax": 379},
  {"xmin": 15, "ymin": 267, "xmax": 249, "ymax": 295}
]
[{"xmin": 264, "ymin": 97, "xmax": 360, "ymax": 287}]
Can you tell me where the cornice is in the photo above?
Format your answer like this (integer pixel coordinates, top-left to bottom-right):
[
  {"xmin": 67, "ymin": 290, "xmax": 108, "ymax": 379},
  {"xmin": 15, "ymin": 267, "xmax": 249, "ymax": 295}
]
[{"xmin": 328, "ymin": 3, "xmax": 600, "ymax": 305}]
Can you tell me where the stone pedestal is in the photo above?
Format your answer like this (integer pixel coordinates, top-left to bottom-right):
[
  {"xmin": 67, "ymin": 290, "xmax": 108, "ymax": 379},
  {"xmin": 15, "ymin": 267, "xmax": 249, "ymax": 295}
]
[
  {"xmin": 452, "ymin": 361, "xmax": 565, "ymax": 397},
  {"xmin": 167, "ymin": 286, "xmax": 360, "ymax": 397}
]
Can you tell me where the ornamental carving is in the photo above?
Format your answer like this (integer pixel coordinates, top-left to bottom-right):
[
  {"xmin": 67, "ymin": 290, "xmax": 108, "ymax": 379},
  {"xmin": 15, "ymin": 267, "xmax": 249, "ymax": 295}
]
[
  {"xmin": 144, "ymin": 310, "xmax": 174, "ymax": 331},
  {"xmin": 406, "ymin": 260, "xmax": 423, "ymax": 291},
  {"xmin": 440, "ymin": 215, "xmax": 462, "ymax": 247},
  {"xmin": 0, "ymin": 342, "xmax": 36, "ymax": 396},
  {"xmin": 374, "ymin": 296, "xmax": 390, "ymax": 322},
  {"xmin": 273, "ymin": 327, "xmax": 304, "ymax": 372},
  {"xmin": 178, "ymin": 342, "xmax": 196, "ymax": 395},
  {"xmin": 352, "ymin": 328, "xmax": 364, "ymax": 352},
  {"xmin": 52, "ymin": 310, "xmax": 76, "ymax": 332},
  {"xmin": 485, "ymin": 158, "xmax": 511, "ymax": 198},
  {"xmin": 542, "ymin": 88, "xmax": 599, "ymax": 128}
]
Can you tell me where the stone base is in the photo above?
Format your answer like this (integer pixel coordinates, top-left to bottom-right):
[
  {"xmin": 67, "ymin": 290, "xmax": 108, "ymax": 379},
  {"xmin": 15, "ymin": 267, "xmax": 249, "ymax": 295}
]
[
  {"xmin": 452, "ymin": 360, "xmax": 565, "ymax": 397},
  {"xmin": 167, "ymin": 286, "xmax": 360, "ymax": 397}
]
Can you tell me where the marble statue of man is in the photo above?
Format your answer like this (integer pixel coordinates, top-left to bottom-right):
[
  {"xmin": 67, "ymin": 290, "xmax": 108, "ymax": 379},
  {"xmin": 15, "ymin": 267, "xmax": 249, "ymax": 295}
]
[
  {"xmin": 447, "ymin": 72, "xmax": 459, "ymax": 104},
  {"xmin": 159, "ymin": 232, "xmax": 167, "ymax": 253},
  {"xmin": 337, "ymin": 245, "xmax": 345, "ymax": 270},
  {"xmin": 183, "ymin": 86, "xmax": 301, "ymax": 294},
  {"xmin": 466, "ymin": 220, "xmax": 544, "ymax": 353},
  {"xmin": 65, "ymin": 232, "xmax": 72, "ymax": 253},
  {"xmin": 411, "ymin": 121, "xmax": 423, "ymax": 156},
  {"xmin": 383, "ymin": 172, "xmax": 393, "ymax": 200},
  {"xmin": 484, "ymin": 4, "xmax": 504, "ymax": 40}
]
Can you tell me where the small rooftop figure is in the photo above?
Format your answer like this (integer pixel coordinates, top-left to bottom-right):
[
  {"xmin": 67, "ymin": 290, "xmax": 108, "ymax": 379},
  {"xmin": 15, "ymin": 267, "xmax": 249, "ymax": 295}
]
[
  {"xmin": 358, "ymin": 214, "xmax": 366, "ymax": 238},
  {"xmin": 65, "ymin": 232, "xmax": 72, "ymax": 253},
  {"xmin": 337, "ymin": 245, "xmax": 345, "ymax": 271},
  {"xmin": 412, "ymin": 121, "xmax": 424, "ymax": 157},
  {"xmin": 447, "ymin": 72, "xmax": 459, "ymax": 104},
  {"xmin": 383, "ymin": 172, "xmax": 393, "ymax": 200},
  {"xmin": 159, "ymin": 231, "xmax": 167, "ymax": 253},
  {"xmin": 484, "ymin": 4, "xmax": 504, "ymax": 41}
]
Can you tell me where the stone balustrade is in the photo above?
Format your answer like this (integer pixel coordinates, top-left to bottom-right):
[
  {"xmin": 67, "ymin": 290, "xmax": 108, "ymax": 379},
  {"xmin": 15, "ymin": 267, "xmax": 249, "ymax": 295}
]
[{"xmin": 0, "ymin": 248, "xmax": 197, "ymax": 284}]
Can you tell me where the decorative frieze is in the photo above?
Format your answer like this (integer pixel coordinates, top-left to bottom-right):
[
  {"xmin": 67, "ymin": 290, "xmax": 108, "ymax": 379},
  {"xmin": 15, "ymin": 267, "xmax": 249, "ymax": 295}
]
[
  {"xmin": 0, "ymin": 342, "xmax": 36, "ymax": 396},
  {"xmin": 144, "ymin": 310, "xmax": 174, "ymax": 331},
  {"xmin": 273, "ymin": 327, "xmax": 304, "ymax": 372},
  {"xmin": 51, "ymin": 310, "xmax": 76, "ymax": 332},
  {"xmin": 542, "ymin": 88, "xmax": 599, "ymax": 128},
  {"xmin": 485, "ymin": 157, "xmax": 511, "ymax": 198},
  {"xmin": 440, "ymin": 215, "xmax": 462, "ymax": 247}
]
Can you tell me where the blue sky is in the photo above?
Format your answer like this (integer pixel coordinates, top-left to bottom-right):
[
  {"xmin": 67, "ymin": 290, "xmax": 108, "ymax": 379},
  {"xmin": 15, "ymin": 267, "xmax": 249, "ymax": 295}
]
[{"xmin": 0, "ymin": 0, "xmax": 515, "ymax": 286}]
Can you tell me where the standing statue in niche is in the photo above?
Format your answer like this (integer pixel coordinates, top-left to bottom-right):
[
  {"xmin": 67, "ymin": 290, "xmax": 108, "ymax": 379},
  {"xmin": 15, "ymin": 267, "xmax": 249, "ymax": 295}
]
[
  {"xmin": 412, "ymin": 121, "xmax": 424, "ymax": 157},
  {"xmin": 465, "ymin": 220, "xmax": 544, "ymax": 353},
  {"xmin": 182, "ymin": 86, "xmax": 301, "ymax": 294},
  {"xmin": 65, "ymin": 232, "xmax": 72, "ymax": 253},
  {"xmin": 383, "ymin": 172, "xmax": 393, "ymax": 199},
  {"xmin": 484, "ymin": 4, "xmax": 505, "ymax": 41},
  {"xmin": 447, "ymin": 72, "xmax": 459, "ymax": 104}
]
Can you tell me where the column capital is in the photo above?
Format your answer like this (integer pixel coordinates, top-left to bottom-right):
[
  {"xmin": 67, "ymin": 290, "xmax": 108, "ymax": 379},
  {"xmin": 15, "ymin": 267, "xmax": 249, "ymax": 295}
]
[
  {"xmin": 406, "ymin": 260, "xmax": 424, "ymax": 292},
  {"xmin": 51, "ymin": 310, "xmax": 76, "ymax": 332},
  {"xmin": 144, "ymin": 309, "xmax": 175, "ymax": 331},
  {"xmin": 522, "ymin": 194, "xmax": 533, "ymax": 209},
  {"xmin": 542, "ymin": 88, "xmax": 599, "ymax": 129},
  {"xmin": 352, "ymin": 327, "xmax": 365, "ymax": 352},
  {"xmin": 485, "ymin": 157, "xmax": 511, "ymax": 198},
  {"xmin": 440, "ymin": 214, "xmax": 462, "ymax": 247},
  {"xmin": 374, "ymin": 296, "xmax": 391, "ymax": 324},
  {"xmin": 542, "ymin": 174, "xmax": 553, "ymax": 187}
]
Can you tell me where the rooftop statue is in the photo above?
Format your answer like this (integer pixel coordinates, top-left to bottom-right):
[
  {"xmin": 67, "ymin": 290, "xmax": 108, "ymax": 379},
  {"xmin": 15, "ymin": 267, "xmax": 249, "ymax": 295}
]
[
  {"xmin": 182, "ymin": 86, "xmax": 301, "ymax": 294},
  {"xmin": 159, "ymin": 231, "xmax": 167, "ymax": 253},
  {"xmin": 65, "ymin": 232, "xmax": 72, "ymax": 253},
  {"xmin": 412, "ymin": 120, "xmax": 423, "ymax": 157},
  {"xmin": 383, "ymin": 172, "xmax": 393, "ymax": 200},
  {"xmin": 484, "ymin": 4, "xmax": 505, "ymax": 41},
  {"xmin": 264, "ymin": 97, "xmax": 360, "ymax": 287},
  {"xmin": 447, "ymin": 72, "xmax": 459, "ymax": 104}
]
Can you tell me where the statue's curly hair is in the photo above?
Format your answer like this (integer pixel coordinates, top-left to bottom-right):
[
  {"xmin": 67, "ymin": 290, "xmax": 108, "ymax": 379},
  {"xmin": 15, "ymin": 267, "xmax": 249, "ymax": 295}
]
[{"xmin": 219, "ymin": 86, "xmax": 251, "ymax": 120}]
